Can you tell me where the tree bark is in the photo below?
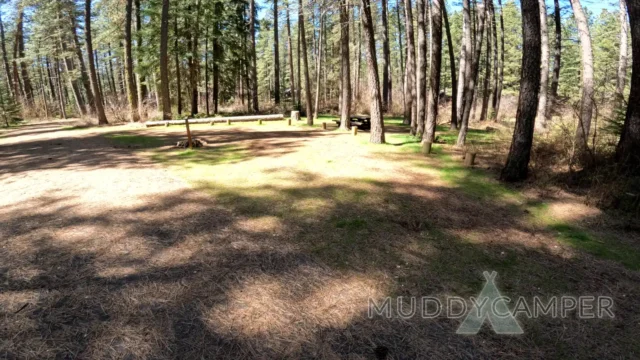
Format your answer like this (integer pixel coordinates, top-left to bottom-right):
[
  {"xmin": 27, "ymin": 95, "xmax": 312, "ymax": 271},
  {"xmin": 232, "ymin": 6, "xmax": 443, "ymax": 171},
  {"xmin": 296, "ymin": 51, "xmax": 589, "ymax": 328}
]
[
  {"xmin": 424, "ymin": 0, "xmax": 442, "ymax": 143},
  {"xmin": 159, "ymin": 0, "xmax": 171, "ymax": 120},
  {"xmin": 495, "ymin": 0, "xmax": 505, "ymax": 120},
  {"xmin": 85, "ymin": 0, "xmax": 108, "ymax": 124},
  {"xmin": 457, "ymin": 0, "xmax": 472, "ymax": 126},
  {"xmin": 125, "ymin": 0, "xmax": 140, "ymax": 121},
  {"xmin": 299, "ymin": 0, "xmax": 314, "ymax": 124},
  {"xmin": 381, "ymin": 0, "xmax": 392, "ymax": 111},
  {"xmin": 403, "ymin": 0, "xmax": 416, "ymax": 126},
  {"xmin": 286, "ymin": 1, "xmax": 296, "ymax": 106},
  {"xmin": 535, "ymin": 0, "xmax": 549, "ymax": 130},
  {"xmin": 70, "ymin": 13, "xmax": 95, "ymax": 114},
  {"xmin": 189, "ymin": 0, "xmax": 200, "ymax": 115},
  {"xmin": 457, "ymin": 2, "xmax": 485, "ymax": 147},
  {"xmin": 54, "ymin": 58, "xmax": 67, "ymax": 119},
  {"xmin": 570, "ymin": 0, "xmax": 594, "ymax": 151},
  {"xmin": 339, "ymin": 0, "xmax": 351, "ymax": 130},
  {"xmin": 616, "ymin": 0, "xmax": 640, "ymax": 168},
  {"xmin": 14, "ymin": 6, "xmax": 33, "ymax": 104},
  {"xmin": 45, "ymin": 57, "xmax": 57, "ymax": 103},
  {"xmin": 443, "ymin": 2, "xmax": 457, "ymax": 129},
  {"xmin": 480, "ymin": 7, "xmax": 492, "ymax": 123},
  {"xmin": 274, "ymin": 0, "xmax": 281, "ymax": 104},
  {"xmin": 548, "ymin": 0, "xmax": 561, "ymax": 113},
  {"xmin": 135, "ymin": 0, "xmax": 148, "ymax": 114},
  {"xmin": 615, "ymin": 0, "xmax": 629, "ymax": 105},
  {"xmin": 501, "ymin": 0, "xmax": 541, "ymax": 182},
  {"xmin": 489, "ymin": 0, "xmax": 499, "ymax": 120},
  {"xmin": 174, "ymin": 15, "xmax": 182, "ymax": 115},
  {"xmin": 415, "ymin": 0, "xmax": 427, "ymax": 136},
  {"xmin": 0, "ymin": 10, "xmax": 13, "ymax": 98},
  {"xmin": 250, "ymin": 0, "xmax": 259, "ymax": 112},
  {"xmin": 396, "ymin": 1, "xmax": 405, "ymax": 108},
  {"xmin": 313, "ymin": 14, "xmax": 324, "ymax": 121},
  {"xmin": 360, "ymin": 0, "xmax": 385, "ymax": 143}
]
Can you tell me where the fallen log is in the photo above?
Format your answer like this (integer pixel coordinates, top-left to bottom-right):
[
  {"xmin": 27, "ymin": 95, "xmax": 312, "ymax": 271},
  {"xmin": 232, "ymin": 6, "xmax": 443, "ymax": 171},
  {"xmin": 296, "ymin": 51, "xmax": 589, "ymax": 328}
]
[{"xmin": 144, "ymin": 114, "xmax": 284, "ymax": 127}]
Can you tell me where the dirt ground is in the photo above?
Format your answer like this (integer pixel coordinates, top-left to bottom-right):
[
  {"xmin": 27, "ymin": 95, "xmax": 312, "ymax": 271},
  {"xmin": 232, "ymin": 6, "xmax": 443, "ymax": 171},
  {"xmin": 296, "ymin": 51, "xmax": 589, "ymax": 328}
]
[{"xmin": 1, "ymin": 119, "xmax": 639, "ymax": 359}]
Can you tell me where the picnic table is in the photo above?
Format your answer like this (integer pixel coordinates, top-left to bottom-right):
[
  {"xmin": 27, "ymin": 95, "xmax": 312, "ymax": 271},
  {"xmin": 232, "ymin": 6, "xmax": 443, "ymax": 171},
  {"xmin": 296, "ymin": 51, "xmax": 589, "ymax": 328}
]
[{"xmin": 333, "ymin": 115, "xmax": 371, "ymax": 130}]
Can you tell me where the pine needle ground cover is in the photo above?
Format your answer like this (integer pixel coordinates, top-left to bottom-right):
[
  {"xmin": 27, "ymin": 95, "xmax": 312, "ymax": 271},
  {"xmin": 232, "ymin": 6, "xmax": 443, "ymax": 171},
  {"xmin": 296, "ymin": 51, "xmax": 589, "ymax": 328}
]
[{"xmin": 1, "ymin": 119, "xmax": 639, "ymax": 358}]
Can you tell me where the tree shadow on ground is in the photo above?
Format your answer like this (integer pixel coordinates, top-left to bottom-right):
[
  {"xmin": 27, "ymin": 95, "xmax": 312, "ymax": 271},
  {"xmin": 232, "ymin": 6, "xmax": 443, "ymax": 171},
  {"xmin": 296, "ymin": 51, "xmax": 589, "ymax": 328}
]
[{"xmin": 1, "ymin": 165, "xmax": 639, "ymax": 358}]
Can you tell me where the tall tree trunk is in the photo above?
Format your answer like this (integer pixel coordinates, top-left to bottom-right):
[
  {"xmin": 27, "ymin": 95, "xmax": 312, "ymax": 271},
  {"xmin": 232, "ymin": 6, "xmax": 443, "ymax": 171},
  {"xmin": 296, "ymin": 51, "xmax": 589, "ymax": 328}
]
[
  {"xmin": 85, "ymin": 0, "xmax": 107, "ymax": 124},
  {"xmin": 443, "ymin": 1, "xmax": 457, "ymax": 129},
  {"xmin": 495, "ymin": 0, "xmax": 505, "ymax": 120},
  {"xmin": 125, "ymin": 0, "xmax": 140, "ymax": 121},
  {"xmin": 15, "ymin": 6, "xmax": 33, "ymax": 104},
  {"xmin": 174, "ymin": 15, "xmax": 182, "ymax": 115},
  {"xmin": 396, "ymin": 0, "xmax": 405, "ymax": 108},
  {"xmin": 457, "ymin": 1, "xmax": 485, "ymax": 147},
  {"xmin": 501, "ymin": 0, "xmax": 541, "ymax": 182},
  {"xmin": 480, "ymin": 8, "xmax": 492, "ymax": 123},
  {"xmin": 45, "ymin": 57, "xmax": 57, "ymax": 103},
  {"xmin": 274, "ymin": 0, "xmax": 281, "ymax": 104},
  {"xmin": 299, "ymin": 0, "xmax": 313, "ymax": 124},
  {"xmin": 424, "ymin": 0, "xmax": 442, "ymax": 143},
  {"xmin": 615, "ymin": 0, "xmax": 629, "ymax": 105},
  {"xmin": 535, "ymin": 0, "xmax": 549, "ymax": 129},
  {"xmin": 297, "ymin": 13, "xmax": 302, "ymax": 110},
  {"xmin": 159, "ymin": 0, "xmax": 171, "ymax": 120},
  {"xmin": 570, "ymin": 0, "xmax": 594, "ymax": 152},
  {"xmin": 489, "ymin": 0, "xmax": 499, "ymax": 120},
  {"xmin": 403, "ymin": 0, "xmax": 416, "ymax": 126},
  {"xmin": 286, "ymin": 1, "xmax": 296, "ymax": 106},
  {"xmin": 70, "ymin": 13, "xmax": 95, "ymax": 114},
  {"xmin": 0, "ymin": 11, "xmax": 13, "ymax": 98},
  {"xmin": 250, "ymin": 0, "xmax": 259, "ymax": 112},
  {"xmin": 205, "ymin": 27, "xmax": 209, "ymax": 116},
  {"xmin": 313, "ymin": 14, "xmax": 324, "ymax": 120},
  {"xmin": 54, "ymin": 58, "xmax": 67, "ymax": 119},
  {"xmin": 339, "ymin": 0, "xmax": 351, "ymax": 130},
  {"xmin": 360, "ymin": 0, "xmax": 385, "ymax": 144},
  {"xmin": 355, "ymin": 17, "xmax": 362, "ymax": 100},
  {"xmin": 189, "ymin": 0, "xmax": 201, "ymax": 115},
  {"xmin": 381, "ymin": 0, "xmax": 391, "ymax": 111},
  {"xmin": 135, "ymin": 0, "xmax": 148, "ymax": 114},
  {"xmin": 415, "ymin": 0, "xmax": 427, "ymax": 136},
  {"xmin": 616, "ymin": 0, "xmax": 640, "ymax": 168},
  {"xmin": 457, "ymin": 0, "xmax": 472, "ymax": 126},
  {"xmin": 547, "ymin": 0, "xmax": 561, "ymax": 115}
]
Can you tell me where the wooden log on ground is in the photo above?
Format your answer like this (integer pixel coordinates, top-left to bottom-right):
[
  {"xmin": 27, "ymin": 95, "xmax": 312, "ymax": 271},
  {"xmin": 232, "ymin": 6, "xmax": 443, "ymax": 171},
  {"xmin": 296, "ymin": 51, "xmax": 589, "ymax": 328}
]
[
  {"xmin": 144, "ymin": 114, "xmax": 284, "ymax": 127},
  {"xmin": 291, "ymin": 111, "xmax": 300, "ymax": 121}
]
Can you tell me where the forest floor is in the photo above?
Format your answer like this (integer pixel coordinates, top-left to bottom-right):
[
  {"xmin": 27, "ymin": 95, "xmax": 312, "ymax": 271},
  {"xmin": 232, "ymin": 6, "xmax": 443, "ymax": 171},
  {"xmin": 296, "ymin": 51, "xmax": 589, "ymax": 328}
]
[{"xmin": 1, "ymin": 117, "xmax": 639, "ymax": 359}]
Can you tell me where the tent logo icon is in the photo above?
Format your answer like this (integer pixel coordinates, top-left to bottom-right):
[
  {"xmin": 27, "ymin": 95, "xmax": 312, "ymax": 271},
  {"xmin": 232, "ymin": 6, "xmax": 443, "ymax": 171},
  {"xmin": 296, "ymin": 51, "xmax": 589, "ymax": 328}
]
[{"xmin": 456, "ymin": 271, "xmax": 524, "ymax": 335}]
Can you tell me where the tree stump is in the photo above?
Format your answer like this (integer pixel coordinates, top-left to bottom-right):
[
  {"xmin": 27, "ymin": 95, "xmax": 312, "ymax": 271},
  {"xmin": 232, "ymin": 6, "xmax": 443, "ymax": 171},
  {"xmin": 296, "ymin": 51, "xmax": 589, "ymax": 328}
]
[
  {"xmin": 352, "ymin": 126, "xmax": 358, "ymax": 136},
  {"xmin": 258, "ymin": 119, "xmax": 263, "ymax": 125},
  {"xmin": 227, "ymin": 119, "xmax": 231, "ymax": 125},
  {"xmin": 291, "ymin": 111, "xmax": 300, "ymax": 122},
  {"xmin": 322, "ymin": 122, "xmax": 327, "ymax": 130},
  {"xmin": 209, "ymin": 121, "xmax": 214, "ymax": 126},
  {"xmin": 464, "ymin": 152, "xmax": 477, "ymax": 167},
  {"xmin": 421, "ymin": 141, "xmax": 433, "ymax": 155},
  {"xmin": 184, "ymin": 117, "xmax": 193, "ymax": 149},
  {"xmin": 165, "ymin": 123, "xmax": 169, "ymax": 127},
  {"xmin": 287, "ymin": 118, "xmax": 292, "ymax": 126}
]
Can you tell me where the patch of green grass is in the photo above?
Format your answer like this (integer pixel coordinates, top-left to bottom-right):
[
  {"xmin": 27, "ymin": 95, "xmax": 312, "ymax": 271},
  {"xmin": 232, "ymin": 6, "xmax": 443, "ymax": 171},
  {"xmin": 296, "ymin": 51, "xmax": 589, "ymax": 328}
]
[
  {"xmin": 529, "ymin": 202, "xmax": 640, "ymax": 270},
  {"xmin": 335, "ymin": 218, "xmax": 367, "ymax": 230},
  {"xmin": 151, "ymin": 145, "xmax": 247, "ymax": 167},
  {"xmin": 436, "ymin": 127, "xmax": 495, "ymax": 146},
  {"xmin": 105, "ymin": 134, "xmax": 164, "ymax": 147},
  {"xmin": 436, "ymin": 154, "xmax": 518, "ymax": 201}
]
